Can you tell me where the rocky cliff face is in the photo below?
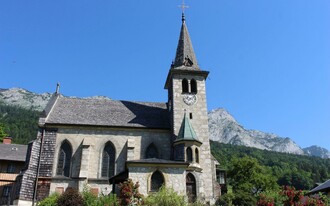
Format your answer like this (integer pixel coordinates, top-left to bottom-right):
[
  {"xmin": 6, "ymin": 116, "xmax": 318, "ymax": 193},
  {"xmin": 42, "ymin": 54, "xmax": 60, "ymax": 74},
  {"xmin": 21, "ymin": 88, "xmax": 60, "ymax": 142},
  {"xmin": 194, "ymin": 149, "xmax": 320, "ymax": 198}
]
[
  {"xmin": 208, "ymin": 108, "xmax": 305, "ymax": 155},
  {"xmin": 303, "ymin": 146, "xmax": 330, "ymax": 158},
  {"xmin": 0, "ymin": 88, "xmax": 52, "ymax": 111}
]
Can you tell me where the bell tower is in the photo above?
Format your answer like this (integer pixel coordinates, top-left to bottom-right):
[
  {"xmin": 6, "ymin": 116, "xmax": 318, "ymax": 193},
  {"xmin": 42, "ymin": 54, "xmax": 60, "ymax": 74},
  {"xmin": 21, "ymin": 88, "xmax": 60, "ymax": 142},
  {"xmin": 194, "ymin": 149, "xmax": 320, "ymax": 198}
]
[{"xmin": 164, "ymin": 12, "xmax": 216, "ymax": 200}]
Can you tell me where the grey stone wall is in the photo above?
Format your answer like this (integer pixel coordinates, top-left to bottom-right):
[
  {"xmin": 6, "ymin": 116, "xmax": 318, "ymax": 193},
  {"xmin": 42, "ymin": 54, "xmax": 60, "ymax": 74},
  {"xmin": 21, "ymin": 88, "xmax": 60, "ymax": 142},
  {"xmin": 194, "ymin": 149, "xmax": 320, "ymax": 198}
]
[
  {"xmin": 170, "ymin": 74, "xmax": 216, "ymax": 202},
  {"xmin": 49, "ymin": 127, "xmax": 171, "ymax": 194},
  {"xmin": 128, "ymin": 166, "xmax": 186, "ymax": 196}
]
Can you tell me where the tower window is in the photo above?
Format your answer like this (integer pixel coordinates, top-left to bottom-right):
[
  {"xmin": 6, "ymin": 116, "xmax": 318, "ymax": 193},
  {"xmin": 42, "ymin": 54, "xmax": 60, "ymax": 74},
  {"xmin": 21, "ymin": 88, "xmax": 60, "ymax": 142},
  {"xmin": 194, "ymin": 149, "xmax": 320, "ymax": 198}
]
[
  {"xmin": 56, "ymin": 140, "xmax": 72, "ymax": 177},
  {"xmin": 190, "ymin": 79, "xmax": 197, "ymax": 93},
  {"xmin": 150, "ymin": 170, "xmax": 164, "ymax": 192},
  {"xmin": 189, "ymin": 113, "xmax": 193, "ymax": 119},
  {"xmin": 146, "ymin": 143, "xmax": 159, "ymax": 159},
  {"xmin": 182, "ymin": 79, "xmax": 189, "ymax": 93},
  {"xmin": 186, "ymin": 147, "xmax": 193, "ymax": 162},
  {"xmin": 195, "ymin": 148, "xmax": 199, "ymax": 163},
  {"xmin": 101, "ymin": 142, "xmax": 116, "ymax": 178}
]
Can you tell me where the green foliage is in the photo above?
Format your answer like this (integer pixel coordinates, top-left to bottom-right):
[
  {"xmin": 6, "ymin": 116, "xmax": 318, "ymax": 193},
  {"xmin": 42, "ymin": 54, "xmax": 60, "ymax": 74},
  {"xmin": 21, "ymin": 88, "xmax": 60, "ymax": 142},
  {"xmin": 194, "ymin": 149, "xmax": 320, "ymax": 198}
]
[
  {"xmin": 0, "ymin": 122, "xmax": 8, "ymax": 142},
  {"xmin": 0, "ymin": 103, "xmax": 40, "ymax": 144},
  {"xmin": 119, "ymin": 179, "xmax": 143, "ymax": 206},
  {"xmin": 211, "ymin": 141, "xmax": 330, "ymax": 190},
  {"xmin": 82, "ymin": 185, "xmax": 98, "ymax": 206},
  {"xmin": 143, "ymin": 186, "xmax": 186, "ymax": 206},
  {"xmin": 82, "ymin": 184, "xmax": 118, "ymax": 206},
  {"xmin": 57, "ymin": 188, "xmax": 84, "ymax": 206},
  {"xmin": 37, "ymin": 193, "xmax": 59, "ymax": 206}
]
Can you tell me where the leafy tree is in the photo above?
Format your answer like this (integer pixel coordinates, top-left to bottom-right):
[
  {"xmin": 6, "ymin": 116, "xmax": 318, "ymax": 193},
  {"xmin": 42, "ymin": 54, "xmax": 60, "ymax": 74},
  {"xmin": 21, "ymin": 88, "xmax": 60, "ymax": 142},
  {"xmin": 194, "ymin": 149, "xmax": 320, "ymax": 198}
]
[
  {"xmin": 228, "ymin": 156, "xmax": 278, "ymax": 205},
  {"xmin": 0, "ymin": 122, "xmax": 8, "ymax": 142}
]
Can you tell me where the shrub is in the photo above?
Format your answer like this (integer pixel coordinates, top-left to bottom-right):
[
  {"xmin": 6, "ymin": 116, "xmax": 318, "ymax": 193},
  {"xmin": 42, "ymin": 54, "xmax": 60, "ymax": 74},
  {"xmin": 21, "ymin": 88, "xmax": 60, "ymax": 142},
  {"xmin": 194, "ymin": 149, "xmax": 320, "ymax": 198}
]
[
  {"xmin": 143, "ymin": 186, "xmax": 186, "ymax": 206},
  {"xmin": 57, "ymin": 188, "xmax": 84, "ymax": 206},
  {"xmin": 98, "ymin": 193, "xmax": 119, "ymax": 206},
  {"xmin": 37, "ymin": 193, "xmax": 59, "ymax": 206},
  {"xmin": 82, "ymin": 185, "xmax": 98, "ymax": 206},
  {"xmin": 119, "ymin": 179, "xmax": 143, "ymax": 206}
]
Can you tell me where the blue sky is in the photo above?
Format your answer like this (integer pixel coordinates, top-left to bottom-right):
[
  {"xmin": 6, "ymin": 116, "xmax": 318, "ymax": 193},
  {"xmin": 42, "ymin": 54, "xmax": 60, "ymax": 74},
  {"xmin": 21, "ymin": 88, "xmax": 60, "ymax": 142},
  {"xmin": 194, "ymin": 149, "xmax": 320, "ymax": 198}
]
[{"xmin": 1, "ymin": 1, "xmax": 329, "ymax": 150}]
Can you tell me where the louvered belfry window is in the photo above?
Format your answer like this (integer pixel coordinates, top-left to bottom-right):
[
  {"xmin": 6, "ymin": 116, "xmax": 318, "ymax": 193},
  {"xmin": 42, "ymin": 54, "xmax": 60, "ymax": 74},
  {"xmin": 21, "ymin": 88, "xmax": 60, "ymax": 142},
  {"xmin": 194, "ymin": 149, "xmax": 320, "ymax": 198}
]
[
  {"xmin": 190, "ymin": 79, "xmax": 197, "ymax": 93},
  {"xmin": 101, "ymin": 142, "xmax": 115, "ymax": 178},
  {"xmin": 150, "ymin": 171, "xmax": 164, "ymax": 192},
  {"xmin": 146, "ymin": 143, "xmax": 159, "ymax": 159},
  {"xmin": 182, "ymin": 78, "xmax": 189, "ymax": 93},
  {"xmin": 56, "ymin": 141, "xmax": 72, "ymax": 177}
]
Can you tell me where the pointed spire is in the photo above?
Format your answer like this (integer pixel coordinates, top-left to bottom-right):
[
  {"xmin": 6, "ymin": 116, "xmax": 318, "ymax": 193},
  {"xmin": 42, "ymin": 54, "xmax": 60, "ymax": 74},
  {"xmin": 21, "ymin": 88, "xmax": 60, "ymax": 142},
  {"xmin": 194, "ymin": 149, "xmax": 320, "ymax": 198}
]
[
  {"xmin": 176, "ymin": 111, "xmax": 199, "ymax": 142},
  {"xmin": 172, "ymin": 14, "xmax": 199, "ymax": 70}
]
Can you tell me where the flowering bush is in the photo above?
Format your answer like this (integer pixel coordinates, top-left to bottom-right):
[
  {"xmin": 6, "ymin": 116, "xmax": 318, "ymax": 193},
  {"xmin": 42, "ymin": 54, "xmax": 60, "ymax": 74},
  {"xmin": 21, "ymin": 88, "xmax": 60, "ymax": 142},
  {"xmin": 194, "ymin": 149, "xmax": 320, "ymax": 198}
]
[
  {"xmin": 257, "ymin": 194, "xmax": 274, "ymax": 206},
  {"xmin": 119, "ymin": 179, "xmax": 143, "ymax": 206}
]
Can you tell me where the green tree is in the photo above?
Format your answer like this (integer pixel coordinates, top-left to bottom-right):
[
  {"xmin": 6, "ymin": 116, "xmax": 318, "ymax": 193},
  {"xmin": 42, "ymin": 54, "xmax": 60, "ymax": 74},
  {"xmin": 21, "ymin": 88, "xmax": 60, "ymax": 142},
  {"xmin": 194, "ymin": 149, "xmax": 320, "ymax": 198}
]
[
  {"xmin": 0, "ymin": 122, "xmax": 8, "ymax": 142},
  {"xmin": 228, "ymin": 156, "xmax": 278, "ymax": 205}
]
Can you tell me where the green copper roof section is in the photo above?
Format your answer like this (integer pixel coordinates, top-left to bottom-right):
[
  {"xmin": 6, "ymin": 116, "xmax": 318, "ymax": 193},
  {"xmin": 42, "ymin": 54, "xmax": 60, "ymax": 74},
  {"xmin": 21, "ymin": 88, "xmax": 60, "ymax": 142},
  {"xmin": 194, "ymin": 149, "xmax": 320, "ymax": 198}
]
[{"xmin": 176, "ymin": 113, "xmax": 199, "ymax": 141}]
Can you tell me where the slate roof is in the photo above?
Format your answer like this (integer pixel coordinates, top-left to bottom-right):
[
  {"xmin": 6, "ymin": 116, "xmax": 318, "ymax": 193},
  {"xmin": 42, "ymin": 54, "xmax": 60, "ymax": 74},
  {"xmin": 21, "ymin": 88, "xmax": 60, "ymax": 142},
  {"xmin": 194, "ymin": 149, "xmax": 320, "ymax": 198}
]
[
  {"xmin": 45, "ymin": 96, "xmax": 170, "ymax": 129},
  {"xmin": 172, "ymin": 14, "xmax": 199, "ymax": 70},
  {"xmin": 0, "ymin": 144, "xmax": 27, "ymax": 162},
  {"xmin": 309, "ymin": 179, "xmax": 330, "ymax": 194}
]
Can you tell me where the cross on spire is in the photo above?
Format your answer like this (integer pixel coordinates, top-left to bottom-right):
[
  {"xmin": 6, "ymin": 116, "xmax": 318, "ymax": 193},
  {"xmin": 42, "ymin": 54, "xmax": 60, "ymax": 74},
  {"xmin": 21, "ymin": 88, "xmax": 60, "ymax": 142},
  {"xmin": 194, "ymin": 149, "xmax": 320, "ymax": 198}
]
[{"xmin": 178, "ymin": 0, "xmax": 189, "ymax": 21}]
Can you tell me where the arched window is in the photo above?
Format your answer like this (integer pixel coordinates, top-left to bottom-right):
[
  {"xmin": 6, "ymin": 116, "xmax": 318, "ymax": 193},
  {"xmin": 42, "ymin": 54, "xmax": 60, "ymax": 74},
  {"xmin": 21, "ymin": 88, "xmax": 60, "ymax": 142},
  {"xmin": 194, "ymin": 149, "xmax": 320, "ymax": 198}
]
[
  {"xmin": 191, "ymin": 79, "xmax": 197, "ymax": 93},
  {"xmin": 56, "ymin": 140, "xmax": 72, "ymax": 177},
  {"xmin": 146, "ymin": 143, "xmax": 159, "ymax": 159},
  {"xmin": 182, "ymin": 79, "xmax": 189, "ymax": 93},
  {"xmin": 186, "ymin": 173, "xmax": 197, "ymax": 202},
  {"xmin": 150, "ymin": 170, "xmax": 164, "ymax": 192},
  {"xmin": 186, "ymin": 147, "xmax": 193, "ymax": 162},
  {"xmin": 101, "ymin": 142, "xmax": 116, "ymax": 178},
  {"xmin": 195, "ymin": 148, "xmax": 199, "ymax": 163}
]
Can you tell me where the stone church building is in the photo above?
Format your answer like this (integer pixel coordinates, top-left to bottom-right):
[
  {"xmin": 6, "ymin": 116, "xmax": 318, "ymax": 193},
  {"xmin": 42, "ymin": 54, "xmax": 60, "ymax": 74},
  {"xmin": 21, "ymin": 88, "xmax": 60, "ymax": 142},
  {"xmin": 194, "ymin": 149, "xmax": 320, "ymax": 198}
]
[{"xmin": 14, "ymin": 13, "xmax": 221, "ymax": 205}]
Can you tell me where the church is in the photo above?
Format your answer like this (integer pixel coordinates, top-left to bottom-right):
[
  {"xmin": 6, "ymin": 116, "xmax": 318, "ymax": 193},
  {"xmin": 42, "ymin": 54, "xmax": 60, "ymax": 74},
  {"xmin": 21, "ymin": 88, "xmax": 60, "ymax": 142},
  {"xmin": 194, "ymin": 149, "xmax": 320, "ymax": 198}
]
[{"xmin": 14, "ymin": 12, "xmax": 221, "ymax": 205}]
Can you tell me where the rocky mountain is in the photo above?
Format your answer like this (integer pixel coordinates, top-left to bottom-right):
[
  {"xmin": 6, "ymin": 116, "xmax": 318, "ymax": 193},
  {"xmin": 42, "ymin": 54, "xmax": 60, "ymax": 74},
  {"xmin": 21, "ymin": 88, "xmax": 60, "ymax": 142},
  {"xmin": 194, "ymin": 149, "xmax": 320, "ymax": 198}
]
[
  {"xmin": 0, "ymin": 88, "xmax": 111, "ymax": 111},
  {"xmin": 0, "ymin": 88, "xmax": 52, "ymax": 111},
  {"xmin": 1, "ymin": 88, "xmax": 329, "ymax": 158},
  {"xmin": 208, "ymin": 108, "xmax": 305, "ymax": 155},
  {"xmin": 303, "ymin": 146, "xmax": 330, "ymax": 159}
]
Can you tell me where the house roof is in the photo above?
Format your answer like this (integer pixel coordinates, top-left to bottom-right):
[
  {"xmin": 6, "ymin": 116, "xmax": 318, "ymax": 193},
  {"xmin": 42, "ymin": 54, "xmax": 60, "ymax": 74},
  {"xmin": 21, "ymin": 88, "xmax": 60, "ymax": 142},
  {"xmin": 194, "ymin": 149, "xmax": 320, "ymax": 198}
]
[
  {"xmin": 0, "ymin": 144, "xmax": 27, "ymax": 162},
  {"xmin": 309, "ymin": 179, "xmax": 330, "ymax": 194},
  {"xmin": 44, "ymin": 95, "xmax": 170, "ymax": 129}
]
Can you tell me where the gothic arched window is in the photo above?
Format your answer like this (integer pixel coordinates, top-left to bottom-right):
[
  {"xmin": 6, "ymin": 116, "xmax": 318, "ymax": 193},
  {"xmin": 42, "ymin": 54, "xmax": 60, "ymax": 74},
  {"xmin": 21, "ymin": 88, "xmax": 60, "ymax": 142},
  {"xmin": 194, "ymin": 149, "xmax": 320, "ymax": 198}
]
[
  {"xmin": 195, "ymin": 148, "xmax": 199, "ymax": 163},
  {"xmin": 56, "ymin": 140, "xmax": 72, "ymax": 177},
  {"xmin": 186, "ymin": 147, "xmax": 193, "ymax": 162},
  {"xmin": 150, "ymin": 170, "xmax": 164, "ymax": 192},
  {"xmin": 182, "ymin": 79, "xmax": 189, "ymax": 93},
  {"xmin": 146, "ymin": 143, "xmax": 159, "ymax": 159},
  {"xmin": 191, "ymin": 79, "xmax": 197, "ymax": 93},
  {"xmin": 101, "ymin": 142, "xmax": 116, "ymax": 178}
]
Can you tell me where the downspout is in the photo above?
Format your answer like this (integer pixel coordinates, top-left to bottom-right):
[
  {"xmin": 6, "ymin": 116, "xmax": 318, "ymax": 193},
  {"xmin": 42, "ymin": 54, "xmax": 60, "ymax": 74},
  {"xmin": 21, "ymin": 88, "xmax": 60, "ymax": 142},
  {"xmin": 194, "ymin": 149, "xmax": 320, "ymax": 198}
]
[{"xmin": 32, "ymin": 128, "xmax": 45, "ymax": 206}]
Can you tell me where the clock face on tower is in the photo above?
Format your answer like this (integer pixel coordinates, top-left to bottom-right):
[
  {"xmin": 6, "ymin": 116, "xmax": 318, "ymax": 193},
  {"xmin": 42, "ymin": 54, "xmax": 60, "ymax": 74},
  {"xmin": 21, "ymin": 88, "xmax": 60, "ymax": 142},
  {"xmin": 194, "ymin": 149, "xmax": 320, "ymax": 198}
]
[{"xmin": 183, "ymin": 94, "xmax": 197, "ymax": 105}]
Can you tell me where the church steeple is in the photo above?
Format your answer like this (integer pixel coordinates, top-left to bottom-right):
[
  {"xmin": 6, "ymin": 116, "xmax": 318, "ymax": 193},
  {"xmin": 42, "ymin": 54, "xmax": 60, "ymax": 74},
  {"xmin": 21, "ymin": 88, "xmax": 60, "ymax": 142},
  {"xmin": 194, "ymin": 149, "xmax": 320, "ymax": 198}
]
[{"xmin": 172, "ymin": 13, "xmax": 199, "ymax": 70}]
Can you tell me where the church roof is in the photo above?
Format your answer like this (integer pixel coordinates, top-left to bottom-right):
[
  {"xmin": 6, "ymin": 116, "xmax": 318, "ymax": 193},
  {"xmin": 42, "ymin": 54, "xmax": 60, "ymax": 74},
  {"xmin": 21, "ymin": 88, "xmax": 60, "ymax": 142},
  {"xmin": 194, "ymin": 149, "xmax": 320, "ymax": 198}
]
[
  {"xmin": 172, "ymin": 14, "xmax": 199, "ymax": 70},
  {"xmin": 44, "ymin": 95, "xmax": 170, "ymax": 129}
]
